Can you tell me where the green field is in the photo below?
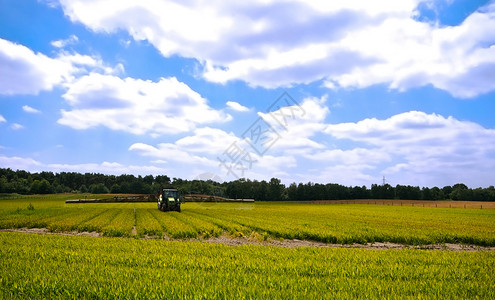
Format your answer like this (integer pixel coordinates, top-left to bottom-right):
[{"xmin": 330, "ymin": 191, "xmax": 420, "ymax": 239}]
[
  {"xmin": 1, "ymin": 195, "xmax": 495, "ymax": 298},
  {"xmin": 1, "ymin": 196, "xmax": 494, "ymax": 245},
  {"xmin": 1, "ymin": 231, "xmax": 494, "ymax": 299}
]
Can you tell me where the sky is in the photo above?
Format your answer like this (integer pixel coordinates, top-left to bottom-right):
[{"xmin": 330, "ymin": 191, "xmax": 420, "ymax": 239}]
[{"xmin": 1, "ymin": 0, "xmax": 495, "ymax": 188}]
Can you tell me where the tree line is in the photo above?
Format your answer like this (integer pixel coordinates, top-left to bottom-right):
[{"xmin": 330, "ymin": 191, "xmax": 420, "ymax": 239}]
[
  {"xmin": 1, "ymin": 168, "xmax": 494, "ymax": 201},
  {"xmin": 0, "ymin": 168, "xmax": 171, "ymax": 195}
]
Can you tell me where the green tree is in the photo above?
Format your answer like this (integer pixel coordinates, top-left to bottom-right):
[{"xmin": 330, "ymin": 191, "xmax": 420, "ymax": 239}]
[
  {"xmin": 79, "ymin": 184, "xmax": 89, "ymax": 193},
  {"xmin": 451, "ymin": 183, "xmax": 472, "ymax": 201},
  {"xmin": 371, "ymin": 184, "xmax": 394, "ymax": 199},
  {"xmin": 442, "ymin": 186, "xmax": 453, "ymax": 199},
  {"xmin": 30, "ymin": 179, "xmax": 52, "ymax": 194},
  {"xmin": 287, "ymin": 183, "xmax": 298, "ymax": 201},
  {"xmin": 253, "ymin": 180, "xmax": 269, "ymax": 201},
  {"xmin": 90, "ymin": 183, "xmax": 110, "ymax": 194},
  {"xmin": 110, "ymin": 184, "xmax": 121, "ymax": 193},
  {"xmin": 268, "ymin": 178, "xmax": 284, "ymax": 201},
  {"xmin": 0, "ymin": 175, "xmax": 12, "ymax": 193},
  {"xmin": 430, "ymin": 187, "xmax": 445, "ymax": 200}
]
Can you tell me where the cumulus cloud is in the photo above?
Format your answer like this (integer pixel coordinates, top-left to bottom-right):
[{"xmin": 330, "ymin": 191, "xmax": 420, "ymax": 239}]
[
  {"xmin": 128, "ymin": 109, "xmax": 495, "ymax": 186},
  {"xmin": 255, "ymin": 95, "xmax": 329, "ymax": 152},
  {"xmin": 293, "ymin": 164, "xmax": 377, "ymax": 187},
  {"xmin": 305, "ymin": 148, "xmax": 391, "ymax": 166},
  {"xmin": 58, "ymin": 73, "xmax": 231, "ymax": 135},
  {"xmin": 324, "ymin": 111, "xmax": 495, "ymax": 187},
  {"xmin": 58, "ymin": 0, "xmax": 495, "ymax": 97},
  {"xmin": 0, "ymin": 38, "xmax": 71, "ymax": 95},
  {"xmin": 129, "ymin": 123, "xmax": 302, "ymax": 181},
  {"xmin": 0, "ymin": 155, "xmax": 41, "ymax": 171},
  {"xmin": 130, "ymin": 127, "xmax": 239, "ymax": 161},
  {"xmin": 51, "ymin": 34, "xmax": 79, "ymax": 48},
  {"xmin": 22, "ymin": 105, "xmax": 41, "ymax": 114},
  {"xmin": 326, "ymin": 3, "xmax": 495, "ymax": 98},
  {"xmin": 226, "ymin": 101, "xmax": 249, "ymax": 112},
  {"xmin": 0, "ymin": 154, "xmax": 167, "ymax": 176},
  {"xmin": 0, "ymin": 38, "xmax": 121, "ymax": 95},
  {"xmin": 129, "ymin": 95, "xmax": 331, "ymax": 180},
  {"xmin": 129, "ymin": 142, "xmax": 219, "ymax": 168},
  {"xmin": 129, "ymin": 127, "xmax": 240, "ymax": 168}
]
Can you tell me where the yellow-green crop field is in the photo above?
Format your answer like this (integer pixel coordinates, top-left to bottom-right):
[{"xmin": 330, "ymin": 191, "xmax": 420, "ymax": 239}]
[
  {"xmin": 1, "ymin": 196, "xmax": 494, "ymax": 245},
  {"xmin": 1, "ymin": 196, "xmax": 495, "ymax": 298},
  {"xmin": 1, "ymin": 232, "xmax": 494, "ymax": 299}
]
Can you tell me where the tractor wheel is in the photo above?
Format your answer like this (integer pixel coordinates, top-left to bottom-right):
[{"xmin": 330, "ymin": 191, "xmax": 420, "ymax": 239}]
[
  {"xmin": 177, "ymin": 204, "xmax": 181, "ymax": 213},
  {"xmin": 160, "ymin": 204, "xmax": 165, "ymax": 212}
]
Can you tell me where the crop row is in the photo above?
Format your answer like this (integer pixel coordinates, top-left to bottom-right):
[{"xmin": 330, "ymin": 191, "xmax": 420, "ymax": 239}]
[
  {"xmin": 1, "ymin": 201, "xmax": 494, "ymax": 245},
  {"xmin": 1, "ymin": 231, "xmax": 494, "ymax": 299}
]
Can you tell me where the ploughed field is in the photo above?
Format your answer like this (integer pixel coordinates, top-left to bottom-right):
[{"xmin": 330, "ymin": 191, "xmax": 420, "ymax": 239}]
[{"xmin": 1, "ymin": 195, "xmax": 494, "ymax": 298}]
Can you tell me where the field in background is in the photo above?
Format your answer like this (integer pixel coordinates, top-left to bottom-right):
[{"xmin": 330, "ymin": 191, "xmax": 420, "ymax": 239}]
[
  {"xmin": 1, "ymin": 195, "xmax": 494, "ymax": 245},
  {"xmin": 296, "ymin": 199, "xmax": 495, "ymax": 209}
]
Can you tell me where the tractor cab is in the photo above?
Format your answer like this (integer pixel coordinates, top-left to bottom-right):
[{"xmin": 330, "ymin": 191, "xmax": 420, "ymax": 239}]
[{"xmin": 157, "ymin": 188, "xmax": 182, "ymax": 212}]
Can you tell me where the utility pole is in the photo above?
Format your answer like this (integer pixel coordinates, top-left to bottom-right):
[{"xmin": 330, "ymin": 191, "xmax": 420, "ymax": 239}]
[{"xmin": 382, "ymin": 176, "xmax": 386, "ymax": 186}]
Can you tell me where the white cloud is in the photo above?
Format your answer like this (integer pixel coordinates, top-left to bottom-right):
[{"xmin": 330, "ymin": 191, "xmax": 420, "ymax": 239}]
[
  {"xmin": 47, "ymin": 161, "xmax": 167, "ymax": 176},
  {"xmin": 226, "ymin": 101, "xmax": 249, "ymax": 112},
  {"xmin": 51, "ymin": 34, "xmax": 79, "ymax": 48},
  {"xmin": 22, "ymin": 105, "xmax": 41, "ymax": 114},
  {"xmin": 0, "ymin": 38, "xmax": 71, "ymax": 95},
  {"xmin": 129, "ymin": 127, "xmax": 240, "ymax": 168},
  {"xmin": 292, "ymin": 164, "xmax": 377, "ymax": 187},
  {"xmin": 129, "ymin": 142, "xmax": 219, "ymax": 168},
  {"xmin": 128, "ymin": 96, "xmax": 330, "ymax": 181},
  {"xmin": 58, "ymin": 73, "xmax": 231, "ymax": 135},
  {"xmin": 324, "ymin": 111, "xmax": 495, "ymax": 187},
  {"xmin": 326, "ymin": 3, "xmax": 495, "ymax": 98},
  {"xmin": 58, "ymin": 0, "xmax": 495, "ymax": 97},
  {"xmin": 0, "ymin": 38, "xmax": 121, "ymax": 95},
  {"xmin": 42, "ymin": 0, "xmax": 60, "ymax": 9},
  {"xmin": 126, "ymin": 110, "xmax": 494, "ymax": 186},
  {"xmin": 0, "ymin": 115, "xmax": 6, "ymax": 123},
  {"xmin": 0, "ymin": 155, "xmax": 42, "ymax": 170},
  {"xmin": 255, "ymin": 95, "xmax": 329, "ymax": 152},
  {"xmin": 10, "ymin": 123, "xmax": 24, "ymax": 130},
  {"xmin": 175, "ymin": 127, "xmax": 239, "ymax": 154},
  {"xmin": 305, "ymin": 148, "xmax": 391, "ymax": 166},
  {"xmin": 0, "ymin": 154, "xmax": 168, "ymax": 176},
  {"xmin": 129, "ymin": 124, "xmax": 301, "ymax": 181}
]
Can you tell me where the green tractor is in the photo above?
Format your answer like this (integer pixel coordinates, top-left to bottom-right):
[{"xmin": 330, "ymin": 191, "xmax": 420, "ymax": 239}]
[{"xmin": 157, "ymin": 188, "xmax": 182, "ymax": 212}]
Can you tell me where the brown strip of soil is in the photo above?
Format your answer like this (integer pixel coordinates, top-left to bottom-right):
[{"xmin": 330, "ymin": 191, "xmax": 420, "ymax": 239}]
[{"xmin": 2, "ymin": 228, "xmax": 493, "ymax": 251}]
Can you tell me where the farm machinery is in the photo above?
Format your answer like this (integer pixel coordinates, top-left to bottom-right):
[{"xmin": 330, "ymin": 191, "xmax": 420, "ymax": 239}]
[{"xmin": 157, "ymin": 188, "xmax": 182, "ymax": 212}]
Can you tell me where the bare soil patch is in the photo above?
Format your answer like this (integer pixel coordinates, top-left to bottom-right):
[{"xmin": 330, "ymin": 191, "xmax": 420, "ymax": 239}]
[
  {"xmin": 4, "ymin": 228, "xmax": 490, "ymax": 251},
  {"xmin": 203, "ymin": 236, "xmax": 495, "ymax": 251},
  {"xmin": 2, "ymin": 228, "xmax": 100, "ymax": 237}
]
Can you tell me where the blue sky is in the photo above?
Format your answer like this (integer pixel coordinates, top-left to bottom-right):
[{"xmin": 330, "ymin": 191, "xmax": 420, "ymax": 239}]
[{"xmin": 1, "ymin": 0, "xmax": 495, "ymax": 188}]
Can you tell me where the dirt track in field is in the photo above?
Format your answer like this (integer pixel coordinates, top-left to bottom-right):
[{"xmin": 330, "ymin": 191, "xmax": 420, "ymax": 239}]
[
  {"xmin": 1, "ymin": 228, "xmax": 100, "ymax": 237},
  {"xmin": 2, "ymin": 228, "xmax": 494, "ymax": 251},
  {"xmin": 204, "ymin": 236, "xmax": 495, "ymax": 251}
]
